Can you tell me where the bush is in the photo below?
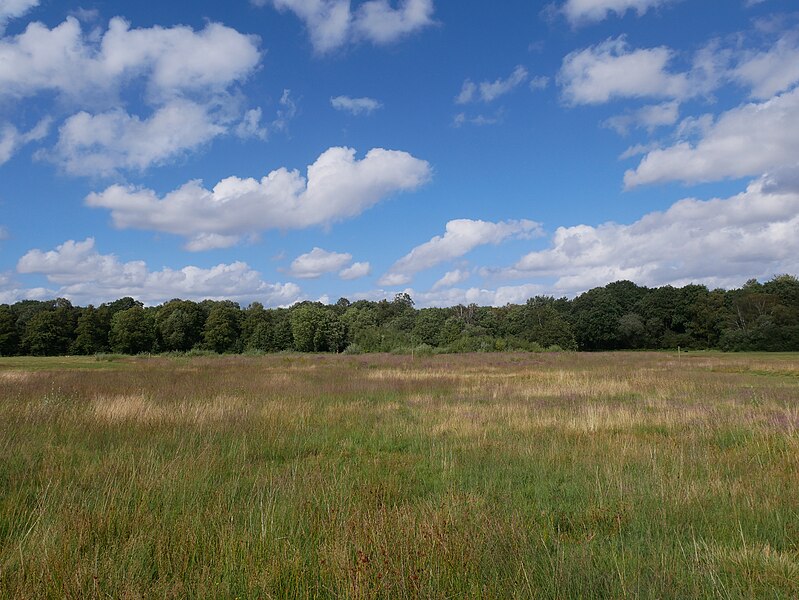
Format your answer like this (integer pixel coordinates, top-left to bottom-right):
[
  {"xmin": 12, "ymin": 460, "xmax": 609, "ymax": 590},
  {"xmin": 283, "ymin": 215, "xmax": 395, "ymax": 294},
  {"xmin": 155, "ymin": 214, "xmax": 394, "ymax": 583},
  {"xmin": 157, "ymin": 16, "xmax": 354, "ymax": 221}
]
[
  {"xmin": 343, "ymin": 343, "xmax": 363, "ymax": 355},
  {"xmin": 413, "ymin": 343, "xmax": 434, "ymax": 357}
]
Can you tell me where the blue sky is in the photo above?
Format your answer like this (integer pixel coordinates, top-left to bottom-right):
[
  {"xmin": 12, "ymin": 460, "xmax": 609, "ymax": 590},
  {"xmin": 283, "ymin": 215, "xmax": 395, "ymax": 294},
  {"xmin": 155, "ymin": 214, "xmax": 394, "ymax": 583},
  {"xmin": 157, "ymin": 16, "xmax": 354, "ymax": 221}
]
[{"xmin": 1, "ymin": 0, "xmax": 798, "ymax": 307}]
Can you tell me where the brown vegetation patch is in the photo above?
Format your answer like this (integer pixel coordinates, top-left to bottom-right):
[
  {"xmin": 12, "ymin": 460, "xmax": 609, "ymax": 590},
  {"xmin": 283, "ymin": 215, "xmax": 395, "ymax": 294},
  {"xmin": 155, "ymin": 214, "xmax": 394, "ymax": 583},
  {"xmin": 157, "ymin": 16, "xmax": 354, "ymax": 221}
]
[
  {"xmin": 91, "ymin": 394, "xmax": 249, "ymax": 425},
  {"xmin": 0, "ymin": 370, "xmax": 34, "ymax": 383}
]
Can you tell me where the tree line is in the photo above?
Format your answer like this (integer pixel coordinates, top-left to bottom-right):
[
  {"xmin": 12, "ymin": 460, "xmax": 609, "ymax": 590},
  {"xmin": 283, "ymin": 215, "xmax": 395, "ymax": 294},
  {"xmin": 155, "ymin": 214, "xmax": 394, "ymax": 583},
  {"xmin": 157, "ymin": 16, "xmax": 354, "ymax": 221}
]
[{"xmin": 1, "ymin": 275, "xmax": 798, "ymax": 357}]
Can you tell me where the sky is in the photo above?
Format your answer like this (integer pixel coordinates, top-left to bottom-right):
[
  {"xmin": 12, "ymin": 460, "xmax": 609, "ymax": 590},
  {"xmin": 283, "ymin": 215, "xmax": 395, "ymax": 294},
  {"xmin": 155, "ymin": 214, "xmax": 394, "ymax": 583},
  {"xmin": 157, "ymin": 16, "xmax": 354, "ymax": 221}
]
[{"xmin": 1, "ymin": 0, "xmax": 798, "ymax": 308}]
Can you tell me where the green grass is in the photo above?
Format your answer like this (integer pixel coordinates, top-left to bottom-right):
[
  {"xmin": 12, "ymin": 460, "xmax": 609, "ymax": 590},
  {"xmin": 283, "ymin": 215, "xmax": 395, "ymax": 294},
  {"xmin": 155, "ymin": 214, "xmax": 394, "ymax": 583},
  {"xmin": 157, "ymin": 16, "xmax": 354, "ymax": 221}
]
[{"xmin": 1, "ymin": 352, "xmax": 798, "ymax": 598}]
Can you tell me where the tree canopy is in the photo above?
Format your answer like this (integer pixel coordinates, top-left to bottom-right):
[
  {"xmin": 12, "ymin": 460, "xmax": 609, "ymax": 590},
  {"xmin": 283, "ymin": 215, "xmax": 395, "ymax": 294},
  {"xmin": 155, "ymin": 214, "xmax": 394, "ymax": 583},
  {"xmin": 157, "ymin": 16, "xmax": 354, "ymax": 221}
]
[{"xmin": 1, "ymin": 276, "xmax": 798, "ymax": 356}]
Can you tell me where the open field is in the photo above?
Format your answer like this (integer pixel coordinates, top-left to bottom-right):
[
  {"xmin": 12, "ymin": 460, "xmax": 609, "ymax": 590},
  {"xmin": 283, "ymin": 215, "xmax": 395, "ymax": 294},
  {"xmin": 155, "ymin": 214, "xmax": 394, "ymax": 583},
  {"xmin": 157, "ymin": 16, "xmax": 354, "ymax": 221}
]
[{"xmin": 1, "ymin": 352, "xmax": 798, "ymax": 598}]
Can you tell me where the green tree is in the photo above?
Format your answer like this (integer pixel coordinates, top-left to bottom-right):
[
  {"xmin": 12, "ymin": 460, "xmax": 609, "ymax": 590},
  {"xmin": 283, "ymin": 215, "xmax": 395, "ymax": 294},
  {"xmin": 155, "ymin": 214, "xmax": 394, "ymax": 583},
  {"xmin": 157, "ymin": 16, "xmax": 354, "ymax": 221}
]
[
  {"xmin": 290, "ymin": 304, "xmax": 346, "ymax": 352},
  {"xmin": 71, "ymin": 305, "xmax": 106, "ymax": 355},
  {"xmin": 413, "ymin": 308, "xmax": 448, "ymax": 346},
  {"xmin": 109, "ymin": 306, "xmax": 155, "ymax": 354},
  {"xmin": 203, "ymin": 304, "xmax": 242, "ymax": 353},
  {"xmin": 313, "ymin": 310, "xmax": 346, "ymax": 352},
  {"xmin": 290, "ymin": 303, "xmax": 324, "ymax": 352},
  {"xmin": 571, "ymin": 287, "xmax": 624, "ymax": 350},
  {"xmin": 505, "ymin": 297, "xmax": 577, "ymax": 349},
  {"xmin": 0, "ymin": 305, "xmax": 20, "ymax": 356},
  {"xmin": 22, "ymin": 310, "xmax": 70, "ymax": 356},
  {"xmin": 156, "ymin": 300, "xmax": 206, "ymax": 351},
  {"xmin": 341, "ymin": 305, "xmax": 382, "ymax": 351}
]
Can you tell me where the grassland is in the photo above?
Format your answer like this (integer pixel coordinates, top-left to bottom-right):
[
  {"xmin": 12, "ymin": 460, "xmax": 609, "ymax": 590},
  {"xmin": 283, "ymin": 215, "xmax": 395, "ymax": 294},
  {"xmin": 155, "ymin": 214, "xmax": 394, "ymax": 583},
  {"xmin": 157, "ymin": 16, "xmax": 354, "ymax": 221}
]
[{"xmin": 0, "ymin": 351, "xmax": 798, "ymax": 598}]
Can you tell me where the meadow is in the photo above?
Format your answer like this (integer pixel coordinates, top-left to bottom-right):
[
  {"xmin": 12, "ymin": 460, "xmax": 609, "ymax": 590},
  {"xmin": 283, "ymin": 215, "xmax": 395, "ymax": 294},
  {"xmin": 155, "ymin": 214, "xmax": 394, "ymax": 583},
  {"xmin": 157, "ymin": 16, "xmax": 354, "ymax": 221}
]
[{"xmin": 0, "ymin": 351, "xmax": 797, "ymax": 598}]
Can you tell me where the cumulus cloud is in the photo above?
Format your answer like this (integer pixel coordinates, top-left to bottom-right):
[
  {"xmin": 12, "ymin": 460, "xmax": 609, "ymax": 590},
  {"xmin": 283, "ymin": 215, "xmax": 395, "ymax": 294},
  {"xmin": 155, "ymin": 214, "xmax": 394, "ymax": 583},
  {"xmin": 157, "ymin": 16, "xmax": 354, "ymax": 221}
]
[
  {"xmin": 235, "ymin": 108, "xmax": 269, "ymax": 140},
  {"xmin": 625, "ymin": 86, "xmax": 799, "ymax": 187},
  {"xmin": 330, "ymin": 95, "xmax": 382, "ymax": 115},
  {"xmin": 456, "ymin": 66, "xmax": 528, "ymax": 104},
  {"xmin": 86, "ymin": 146, "xmax": 432, "ymax": 249},
  {"xmin": 559, "ymin": 26, "xmax": 799, "ymax": 107},
  {"xmin": 16, "ymin": 238, "xmax": 301, "ymax": 305},
  {"xmin": 354, "ymin": 283, "xmax": 544, "ymax": 308},
  {"xmin": 379, "ymin": 219, "xmax": 542, "ymax": 285},
  {"xmin": 558, "ymin": 36, "xmax": 691, "ymax": 105},
  {"xmin": 0, "ymin": 0, "xmax": 38, "ymax": 33},
  {"xmin": 183, "ymin": 234, "xmax": 243, "ymax": 252},
  {"xmin": 431, "ymin": 269, "xmax": 470, "ymax": 290},
  {"xmin": 259, "ymin": 0, "xmax": 435, "ymax": 54},
  {"xmin": 0, "ymin": 270, "xmax": 50, "ymax": 304},
  {"xmin": 0, "ymin": 17, "xmax": 260, "ymax": 102},
  {"xmin": 0, "ymin": 16, "xmax": 261, "ymax": 174},
  {"xmin": 49, "ymin": 101, "xmax": 225, "ymax": 176},
  {"xmin": 733, "ymin": 32, "xmax": 799, "ymax": 99},
  {"xmin": 0, "ymin": 118, "xmax": 50, "ymax": 165},
  {"xmin": 603, "ymin": 100, "xmax": 680, "ymax": 135},
  {"xmin": 416, "ymin": 283, "xmax": 545, "ymax": 307},
  {"xmin": 492, "ymin": 174, "xmax": 799, "ymax": 295},
  {"xmin": 289, "ymin": 247, "xmax": 353, "ymax": 278},
  {"xmin": 561, "ymin": 0, "xmax": 679, "ymax": 25},
  {"xmin": 340, "ymin": 261, "xmax": 371, "ymax": 280}
]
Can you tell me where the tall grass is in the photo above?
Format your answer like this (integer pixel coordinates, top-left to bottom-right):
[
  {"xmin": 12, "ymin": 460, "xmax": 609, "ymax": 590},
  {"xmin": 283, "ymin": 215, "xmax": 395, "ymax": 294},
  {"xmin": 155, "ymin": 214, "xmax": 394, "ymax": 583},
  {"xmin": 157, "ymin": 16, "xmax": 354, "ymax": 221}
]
[{"xmin": 1, "ymin": 352, "xmax": 797, "ymax": 598}]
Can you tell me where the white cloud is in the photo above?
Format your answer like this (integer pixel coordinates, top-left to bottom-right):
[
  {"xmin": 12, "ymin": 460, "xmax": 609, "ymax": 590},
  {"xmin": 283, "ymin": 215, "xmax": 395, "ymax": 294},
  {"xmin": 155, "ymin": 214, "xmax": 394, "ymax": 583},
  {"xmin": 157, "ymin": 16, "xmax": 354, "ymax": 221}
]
[
  {"xmin": 260, "ymin": 0, "xmax": 434, "ymax": 54},
  {"xmin": 183, "ymin": 234, "xmax": 242, "ymax": 252},
  {"xmin": 289, "ymin": 247, "xmax": 352, "ymax": 278},
  {"xmin": 271, "ymin": 89, "xmax": 298, "ymax": 133},
  {"xmin": 558, "ymin": 36, "xmax": 690, "ymax": 105},
  {"xmin": 0, "ymin": 0, "xmax": 38, "ymax": 33},
  {"xmin": 379, "ymin": 273, "xmax": 411, "ymax": 286},
  {"xmin": 16, "ymin": 238, "xmax": 301, "ymax": 305},
  {"xmin": 529, "ymin": 76, "xmax": 550, "ymax": 91},
  {"xmin": 379, "ymin": 219, "xmax": 542, "ymax": 285},
  {"xmin": 603, "ymin": 100, "xmax": 680, "ymax": 135},
  {"xmin": 0, "ymin": 16, "xmax": 261, "ymax": 175},
  {"xmin": 235, "ymin": 108, "xmax": 269, "ymax": 140},
  {"xmin": 559, "ymin": 28, "xmax": 799, "ymax": 106},
  {"xmin": 0, "ymin": 17, "xmax": 260, "ymax": 103},
  {"xmin": 330, "ymin": 95, "xmax": 382, "ymax": 115},
  {"xmin": 0, "ymin": 270, "xmax": 50, "ymax": 304},
  {"xmin": 456, "ymin": 66, "xmax": 528, "ymax": 104},
  {"xmin": 479, "ymin": 66, "xmax": 529, "ymax": 102},
  {"xmin": 355, "ymin": 283, "xmax": 544, "ymax": 308},
  {"xmin": 493, "ymin": 174, "xmax": 799, "ymax": 295},
  {"xmin": 452, "ymin": 111, "xmax": 504, "ymax": 128},
  {"xmin": 415, "ymin": 283, "xmax": 544, "ymax": 308},
  {"xmin": 625, "ymin": 86, "xmax": 799, "ymax": 187},
  {"xmin": 354, "ymin": 0, "xmax": 434, "ymax": 43},
  {"xmin": 0, "ymin": 118, "xmax": 50, "ymax": 165},
  {"xmin": 339, "ymin": 261, "xmax": 371, "ymax": 280},
  {"xmin": 68, "ymin": 7, "xmax": 100, "ymax": 23},
  {"xmin": 561, "ymin": 0, "xmax": 679, "ymax": 25},
  {"xmin": 455, "ymin": 81, "xmax": 476, "ymax": 105},
  {"xmin": 86, "ymin": 146, "xmax": 432, "ymax": 249},
  {"xmin": 48, "ymin": 101, "xmax": 225, "ymax": 176},
  {"xmin": 733, "ymin": 32, "xmax": 799, "ymax": 99},
  {"xmin": 431, "ymin": 269, "xmax": 470, "ymax": 290}
]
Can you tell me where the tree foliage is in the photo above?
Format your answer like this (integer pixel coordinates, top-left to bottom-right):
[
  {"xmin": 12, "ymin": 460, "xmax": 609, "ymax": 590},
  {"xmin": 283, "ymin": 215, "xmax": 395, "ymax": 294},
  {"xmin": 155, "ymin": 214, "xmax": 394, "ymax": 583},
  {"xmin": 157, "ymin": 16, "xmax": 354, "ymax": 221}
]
[{"xmin": 2, "ymin": 274, "xmax": 798, "ymax": 356}]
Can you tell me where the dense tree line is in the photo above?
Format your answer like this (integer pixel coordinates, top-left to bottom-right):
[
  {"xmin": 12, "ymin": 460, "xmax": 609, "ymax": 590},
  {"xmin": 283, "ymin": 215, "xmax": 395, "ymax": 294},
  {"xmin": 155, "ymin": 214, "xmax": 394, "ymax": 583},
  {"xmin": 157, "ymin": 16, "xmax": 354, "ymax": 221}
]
[{"xmin": 1, "ymin": 276, "xmax": 798, "ymax": 356}]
